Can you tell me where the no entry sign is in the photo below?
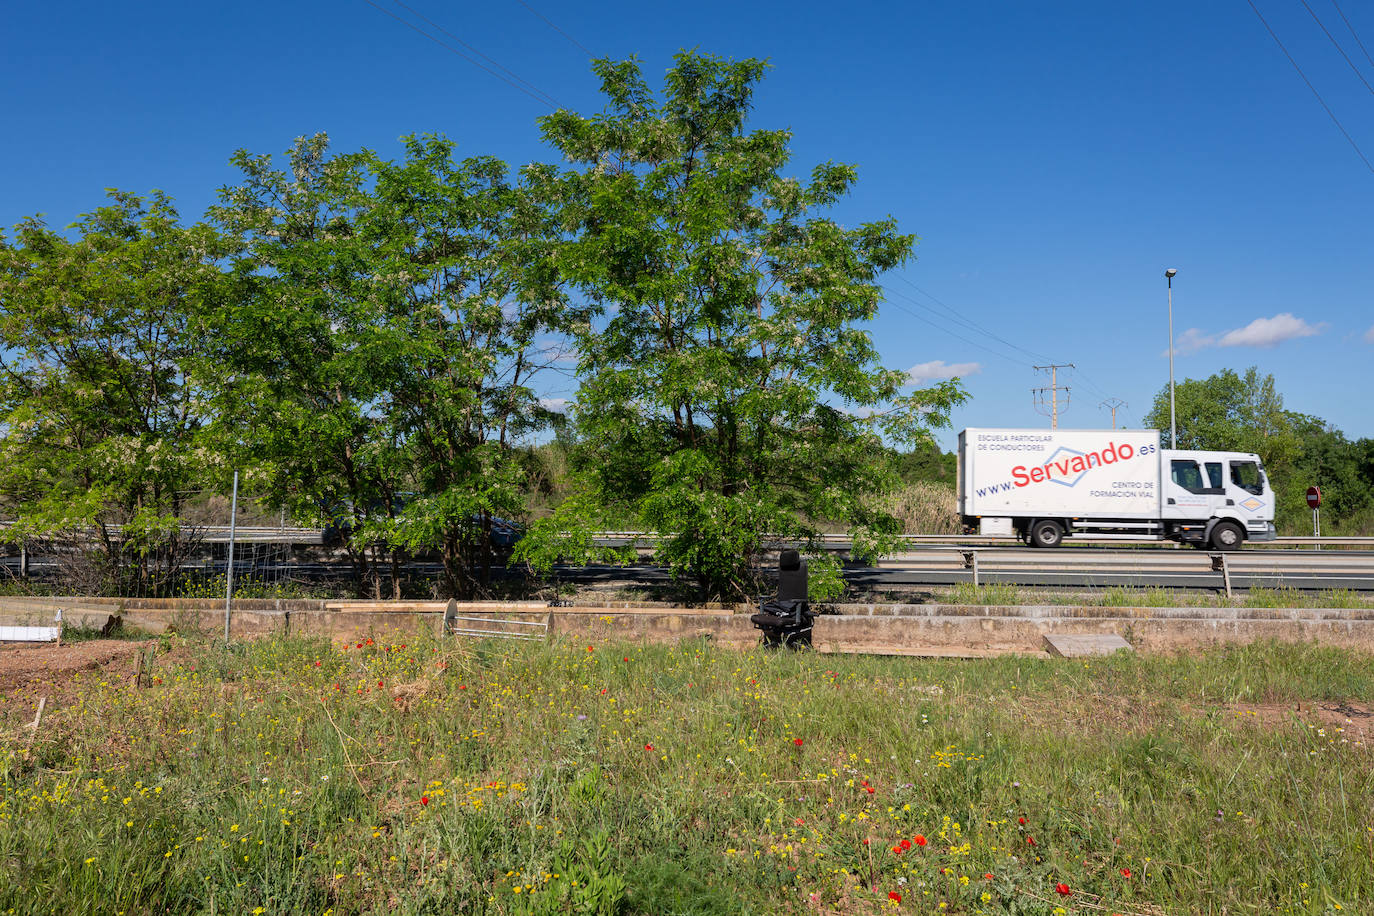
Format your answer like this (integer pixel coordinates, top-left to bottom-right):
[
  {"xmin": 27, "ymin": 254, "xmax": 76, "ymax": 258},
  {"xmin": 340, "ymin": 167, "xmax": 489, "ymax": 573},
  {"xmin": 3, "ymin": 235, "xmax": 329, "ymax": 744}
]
[{"xmin": 1306, "ymin": 486, "xmax": 1322, "ymax": 509}]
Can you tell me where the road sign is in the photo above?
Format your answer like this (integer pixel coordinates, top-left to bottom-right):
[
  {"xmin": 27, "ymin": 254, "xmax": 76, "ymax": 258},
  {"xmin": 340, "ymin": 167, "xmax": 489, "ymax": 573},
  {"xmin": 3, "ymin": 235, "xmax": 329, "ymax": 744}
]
[{"xmin": 1306, "ymin": 486, "xmax": 1322, "ymax": 509}]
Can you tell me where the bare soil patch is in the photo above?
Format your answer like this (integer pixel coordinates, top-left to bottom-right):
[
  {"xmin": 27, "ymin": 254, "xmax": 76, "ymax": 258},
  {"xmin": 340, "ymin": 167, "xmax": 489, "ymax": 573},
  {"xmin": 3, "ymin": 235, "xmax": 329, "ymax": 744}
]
[
  {"xmin": 0, "ymin": 639, "xmax": 150, "ymax": 694},
  {"xmin": 1231, "ymin": 699, "xmax": 1374, "ymax": 745}
]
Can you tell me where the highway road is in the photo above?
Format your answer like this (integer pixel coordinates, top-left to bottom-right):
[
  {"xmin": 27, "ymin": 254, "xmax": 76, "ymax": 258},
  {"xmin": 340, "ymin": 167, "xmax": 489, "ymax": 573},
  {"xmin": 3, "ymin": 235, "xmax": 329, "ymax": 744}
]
[
  {"xmin": 546, "ymin": 544, "xmax": 1374, "ymax": 592},
  {"xmin": 5, "ymin": 538, "xmax": 1374, "ymax": 592}
]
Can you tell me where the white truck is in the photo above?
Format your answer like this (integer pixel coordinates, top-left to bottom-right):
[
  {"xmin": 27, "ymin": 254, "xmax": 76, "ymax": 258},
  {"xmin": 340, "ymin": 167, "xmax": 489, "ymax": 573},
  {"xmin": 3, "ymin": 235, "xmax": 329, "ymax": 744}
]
[{"xmin": 957, "ymin": 428, "xmax": 1277, "ymax": 549}]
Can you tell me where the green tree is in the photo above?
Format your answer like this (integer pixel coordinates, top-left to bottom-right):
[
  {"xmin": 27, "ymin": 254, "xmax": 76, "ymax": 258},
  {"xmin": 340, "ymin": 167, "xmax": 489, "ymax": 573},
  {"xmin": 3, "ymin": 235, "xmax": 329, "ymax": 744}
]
[
  {"xmin": 1146, "ymin": 367, "xmax": 1298, "ymax": 459},
  {"xmin": 515, "ymin": 52, "xmax": 966, "ymax": 600},
  {"xmin": 1145, "ymin": 367, "xmax": 1305, "ymax": 530},
  {"xmin": 207, "ymin": 135, "xmax": 396, "ymax": 596},
  {"xmin": 348, "ymin": 136, "xmax": 575, "ymax": 596},
  {"xmin": 1285, "ymin": 416, "xmax": 1374, "ymax": 531},
  {"xmin": 0, "ymin": 192, "xmax": 228, "ymax": 595},
  {"xmin": 208, "ymin": 134, "xmax": 572, "ymax": 597}
]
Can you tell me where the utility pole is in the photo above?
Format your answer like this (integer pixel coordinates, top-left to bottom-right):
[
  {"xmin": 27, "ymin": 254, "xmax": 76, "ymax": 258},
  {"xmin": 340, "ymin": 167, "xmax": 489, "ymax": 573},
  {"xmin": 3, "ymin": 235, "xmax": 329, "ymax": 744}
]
[
  {"xmin": 1099, "ymin": 397, "xmax": 1126, "ymax": 429},
  {"xmin": 1032, "ymin": 364, "xmax": 1074, "ymax": 429}
]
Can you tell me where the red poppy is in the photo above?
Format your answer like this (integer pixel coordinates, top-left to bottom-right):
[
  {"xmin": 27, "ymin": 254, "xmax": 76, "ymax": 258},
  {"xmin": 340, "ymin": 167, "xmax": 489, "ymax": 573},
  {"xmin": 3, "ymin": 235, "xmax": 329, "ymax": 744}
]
[
  {"xmin": 314, "ymin": 661, "xmax": 321, "ymax": 667},
  {"xmin": 1025, "ymin": 836, "xmax": 1036, "ymax": 846},
  {"xmin": 1055, "ymin": 883, "xmax": 1071, "ymax": 896},
  {"xmin": 1120, "ymin": 867, "xmax": 1131, "ymax": 878},
  {"xmin": 983, "ymin": 873, "xmax": 993, "ymax": 880},
  {"xmin": 899, "ymin": 839, "xmax": 911, "ymax": 850},
  {"xmin": 458, "ymin": 685, "xmax": 467, "ymax": 690},
  {"xmin": 913, "ymin": 835, "xmax": 927, "ymax": 847},
  {"xmin": 420, "ymin": 795, "xmax": 429, "ymax": 806},
  {"xmin": 586, "ymin": 646, "xmax": 593, "ymax": 651},
  {"xmin": 793, "ymin": 738, "xmax": 804, "ymax": 747},
  {"xmin": 365, "ymin": 638, "xmax": 373, "ymax": 646},
  {"xmin": 623, "ymin": 657, "xmax": 629, "ymax": 662},
  {"xmin": 862, "ymin": 838, "xmax": 870, "ymax": 846},
  {"xmin": 865, "ymin": 786, "xmax": 875, "ymax": 794},
  {"xmin": 888, "ymin": 891, "xmax": 901, "ymax": 902},
  {"xmin": 644, "ymin": 744, "xmax": 654, "ymax": 752},
  {"xmin": 377, "ymin": 680, "xmax": 383, "ymax": 688},
  {"xmin": 1017, "ymin": 816, "xmax": 1026, "ymax": 825},
  {"xmin": 891, "ymin": 845, "xmax": 902, "ymax": 854}
]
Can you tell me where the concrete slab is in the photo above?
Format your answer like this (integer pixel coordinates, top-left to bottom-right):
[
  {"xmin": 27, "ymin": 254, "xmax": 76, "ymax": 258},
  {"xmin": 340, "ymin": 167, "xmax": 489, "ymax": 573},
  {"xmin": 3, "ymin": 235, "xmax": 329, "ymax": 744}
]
[{"xmin": 1042, "ymin": 633, "xmax": 1134, "ymax": 657}]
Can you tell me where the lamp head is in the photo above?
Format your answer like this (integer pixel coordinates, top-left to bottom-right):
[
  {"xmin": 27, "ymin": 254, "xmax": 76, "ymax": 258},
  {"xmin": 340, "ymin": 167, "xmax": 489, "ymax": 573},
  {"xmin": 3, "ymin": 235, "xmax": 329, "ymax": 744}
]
[{"xmin": 1165, "ymin": 268, "xmax": 1177, "ymax": 279}]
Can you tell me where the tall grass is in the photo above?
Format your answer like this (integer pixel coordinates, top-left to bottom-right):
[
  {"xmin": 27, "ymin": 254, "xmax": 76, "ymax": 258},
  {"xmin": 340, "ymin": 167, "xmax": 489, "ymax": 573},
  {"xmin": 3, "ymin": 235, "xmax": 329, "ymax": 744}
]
[
  {"xmin": 2, "ymin": 635, "xmax": 1373, "ymax": 913},
  {"xmin": 884, "ymin": 481, "xmax": 960, "ymax": 535}
]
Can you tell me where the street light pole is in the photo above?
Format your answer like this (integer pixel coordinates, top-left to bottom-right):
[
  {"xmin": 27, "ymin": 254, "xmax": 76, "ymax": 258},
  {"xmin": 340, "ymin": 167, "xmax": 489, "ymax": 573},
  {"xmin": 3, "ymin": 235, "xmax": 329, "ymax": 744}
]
[{"xmin": 1165, "ymin": 268, "xmax": 1177, "ymax": 448}]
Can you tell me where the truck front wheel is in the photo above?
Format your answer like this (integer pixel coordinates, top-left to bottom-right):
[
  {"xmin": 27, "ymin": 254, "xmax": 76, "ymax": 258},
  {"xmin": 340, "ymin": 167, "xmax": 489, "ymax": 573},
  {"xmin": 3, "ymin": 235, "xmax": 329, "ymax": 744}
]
[
  {"xmin": 1029, "ymin": 519, "xmax": 1064, "ymax": 548},
  {"xmin": 1209, "ymin": 521, "xmax": 1244, "ymax": 551}
]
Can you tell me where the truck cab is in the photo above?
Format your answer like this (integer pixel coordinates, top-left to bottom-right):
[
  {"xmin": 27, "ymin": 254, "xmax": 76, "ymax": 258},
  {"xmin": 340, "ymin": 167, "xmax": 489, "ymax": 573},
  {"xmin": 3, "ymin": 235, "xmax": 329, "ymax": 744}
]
[{"xmin": 1161, "ymin": 450, "xmax": 1276, "ymax": 548}]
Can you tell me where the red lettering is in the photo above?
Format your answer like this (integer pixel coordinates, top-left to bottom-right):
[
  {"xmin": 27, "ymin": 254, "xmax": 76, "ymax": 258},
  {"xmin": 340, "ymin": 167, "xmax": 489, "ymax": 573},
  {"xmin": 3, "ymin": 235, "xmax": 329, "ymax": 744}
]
[
  {"xmin": 1118, "ymin": 443, "xmax": 1134, "ymax": 460},
  {"xmin": 1030, "ymin": 467, "xmax": 1046, "ymax": 483},
  {"xmin": 1053, "ymin": 459, "xmax": 1072, "ymax": 477},
  {"xmin": 1012, "ymin": 466, "xmax": 1029, "ymax": 487}
]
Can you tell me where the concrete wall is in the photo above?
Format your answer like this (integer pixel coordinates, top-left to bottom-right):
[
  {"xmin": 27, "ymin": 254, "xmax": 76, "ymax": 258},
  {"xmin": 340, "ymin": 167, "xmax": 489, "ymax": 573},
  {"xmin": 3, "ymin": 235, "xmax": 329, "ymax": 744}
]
[{"xmin": 3, "ymin": 597, "xmax": 1374, "ymax": 655}]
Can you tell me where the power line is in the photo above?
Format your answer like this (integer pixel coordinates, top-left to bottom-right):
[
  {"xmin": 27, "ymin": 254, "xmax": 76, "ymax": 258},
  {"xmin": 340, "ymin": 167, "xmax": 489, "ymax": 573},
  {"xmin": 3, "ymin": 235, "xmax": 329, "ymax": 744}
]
[
  {"xmin": 390, "ymin": 0, "xmax": 564, "ymax": 107},
  {"xmin": 1299, "ymin": 0, "xmax": 1374, "ymax": 95},
  {"xmin": 885, "ymin": 278, "xmax": 1143, "ymax": 423},
  {"xmin": 1245, "ymin": 0, "xmax": 1374, "ymax": 175},
  {"xmin": 892, "ymin": 275, "xmax": 1055, "ymax": 363},
  {"xmin": 879, "ymin": 286, "xmax": 1035, "ymax": 368},
  {"xmin": 512, "ymin": 0, "xmax": 597, "ymax": 59},
  {"xmin": 1330, "ymin": 0, "xmax": 1374, "ymax": 72},
  {"xmin": 360, "ymin": 0, "xmax": 561, "ymax": 109}
]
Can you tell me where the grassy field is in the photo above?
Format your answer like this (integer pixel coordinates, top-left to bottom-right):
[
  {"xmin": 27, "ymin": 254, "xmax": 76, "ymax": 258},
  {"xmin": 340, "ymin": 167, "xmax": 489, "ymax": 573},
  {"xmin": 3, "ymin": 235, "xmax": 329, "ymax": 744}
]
[{"xmin": 2, "ymin": 634, "xmax": 1372, "ymax": 915}]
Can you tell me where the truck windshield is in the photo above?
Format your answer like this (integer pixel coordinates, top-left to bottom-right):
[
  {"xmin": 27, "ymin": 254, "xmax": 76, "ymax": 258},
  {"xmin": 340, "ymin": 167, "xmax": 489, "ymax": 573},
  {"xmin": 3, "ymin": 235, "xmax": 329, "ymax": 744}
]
[{"xmin": 1230, "ymin": 460, "xmax": 1263, "ymax": 495}]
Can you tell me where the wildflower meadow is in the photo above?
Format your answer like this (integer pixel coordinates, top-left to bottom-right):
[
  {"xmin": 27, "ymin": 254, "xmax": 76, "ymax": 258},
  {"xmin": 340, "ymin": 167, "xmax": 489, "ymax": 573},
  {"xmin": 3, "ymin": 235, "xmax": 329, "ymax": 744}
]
[{"xmin": 2, "ymin": 632, "xmax": 1371, "ymax": 914}]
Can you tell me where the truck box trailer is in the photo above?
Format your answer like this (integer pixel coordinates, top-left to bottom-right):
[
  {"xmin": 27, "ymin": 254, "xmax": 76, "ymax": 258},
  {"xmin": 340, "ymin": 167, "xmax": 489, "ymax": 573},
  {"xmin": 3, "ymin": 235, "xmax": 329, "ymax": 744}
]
[{"xmin": 957, "ymin": 428, "xmax": 1277, "ymax": 549}]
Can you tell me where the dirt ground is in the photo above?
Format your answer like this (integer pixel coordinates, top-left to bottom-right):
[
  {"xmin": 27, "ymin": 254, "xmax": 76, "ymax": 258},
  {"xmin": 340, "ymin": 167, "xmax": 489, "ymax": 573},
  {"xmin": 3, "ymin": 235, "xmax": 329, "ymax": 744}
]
[
  {"xmin": 0, "ymin": 639, "xmax": 150, "ymax": 694},
  {"xmin": 1231, "ymin": 699, "xmax": 1374, "ymax": 746}
]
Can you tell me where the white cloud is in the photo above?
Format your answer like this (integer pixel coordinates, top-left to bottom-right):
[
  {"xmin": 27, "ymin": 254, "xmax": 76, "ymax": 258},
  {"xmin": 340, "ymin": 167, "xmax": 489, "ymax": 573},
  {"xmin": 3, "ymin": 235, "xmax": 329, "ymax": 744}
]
[
  {"xmin": 1171, "ymin": 313, "xmax": 1324, "ymax": 355},
  {"xmin": 1173, "ymin": 328, "xmax": 1216, "ymax": 355},
  {"xmin": 1216, "ymin": 313, "xmax": 1323, "ymax": 348},
  {"xmin": 1364, "ymin": 324, "xmax": 1374, "ymax": 344},
  {"xmin": 539, "ymin": 397, "xmax": 570, "ymax": 413},
  {"xmin": 907, "ymin": 360, "xmax": 982, "ymax": 383}
]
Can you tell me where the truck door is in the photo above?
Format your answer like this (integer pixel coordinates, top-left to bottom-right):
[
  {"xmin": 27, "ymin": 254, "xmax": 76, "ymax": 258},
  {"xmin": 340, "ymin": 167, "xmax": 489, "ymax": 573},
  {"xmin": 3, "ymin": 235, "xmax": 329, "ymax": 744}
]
[
  {"xmin": 1227, "ymin": 458, "xmax": 1271, "ymax": 530},
  {"xmin": 1162, "ymin": 457, "xmax": 1210, "ymax": 519},
  {"xmin": 1202, "ymin": 460, "xmax": 1232, "ymax": 517}
]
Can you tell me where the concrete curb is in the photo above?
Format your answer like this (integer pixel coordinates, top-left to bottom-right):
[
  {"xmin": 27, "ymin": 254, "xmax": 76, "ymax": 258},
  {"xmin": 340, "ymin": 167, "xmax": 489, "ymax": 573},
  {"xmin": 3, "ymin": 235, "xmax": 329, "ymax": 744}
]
[{"xmin": 0, "ymin": 597, "xmax": 1371, "ymax": 655}]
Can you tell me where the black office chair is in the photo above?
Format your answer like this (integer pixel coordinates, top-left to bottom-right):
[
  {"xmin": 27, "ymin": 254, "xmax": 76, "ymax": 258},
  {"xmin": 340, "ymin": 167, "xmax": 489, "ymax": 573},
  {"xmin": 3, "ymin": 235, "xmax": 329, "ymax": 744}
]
[{"xmin": 750, "ymin": 549, "xmax": 814, "ymax": 649}]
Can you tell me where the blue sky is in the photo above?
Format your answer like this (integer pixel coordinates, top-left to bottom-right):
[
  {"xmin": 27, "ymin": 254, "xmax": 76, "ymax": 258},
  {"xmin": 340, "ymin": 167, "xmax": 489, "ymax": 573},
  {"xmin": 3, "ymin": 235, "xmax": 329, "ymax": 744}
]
[{"xmin": 5, "ymin": 0, "xmax": 1371, "ymax": 448}]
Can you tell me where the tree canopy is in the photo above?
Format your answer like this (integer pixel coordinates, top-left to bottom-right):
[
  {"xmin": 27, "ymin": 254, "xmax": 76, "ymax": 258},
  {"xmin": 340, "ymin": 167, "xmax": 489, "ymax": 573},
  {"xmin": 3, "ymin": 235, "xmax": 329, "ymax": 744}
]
[
  {"xmin": 512, "ymin": 52, "xmax": 966, "ymax": 599},
  {"xmin": 1145, "ymin": 367, "xmax": 1373, "ymax": 532}
]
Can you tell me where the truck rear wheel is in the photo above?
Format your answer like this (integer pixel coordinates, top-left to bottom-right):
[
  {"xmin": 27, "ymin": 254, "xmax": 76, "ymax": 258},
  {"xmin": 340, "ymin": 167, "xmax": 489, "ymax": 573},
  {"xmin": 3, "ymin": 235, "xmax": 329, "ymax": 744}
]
[
  {"xmin": 1029, "ymin": 519, "xmax": 1064, "ymax": 548},
  {"xmin": 1209, "ymin": 521, "xmax": 1244, "ymax": 551}
]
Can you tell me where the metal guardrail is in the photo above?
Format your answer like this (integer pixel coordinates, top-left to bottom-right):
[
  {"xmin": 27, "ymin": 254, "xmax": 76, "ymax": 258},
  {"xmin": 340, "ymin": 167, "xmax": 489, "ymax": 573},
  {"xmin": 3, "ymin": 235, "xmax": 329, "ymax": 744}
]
[
  {"xmin": 445, "ymin": 615, "xmax": 549, "ymax": 640},
  {"xmin": 591, "ymin": 531, "xmax": 1374, "ymax": 549},
  {"xmin": 441, "ymin": 600, "xmax": 552, "ymax": 641}
]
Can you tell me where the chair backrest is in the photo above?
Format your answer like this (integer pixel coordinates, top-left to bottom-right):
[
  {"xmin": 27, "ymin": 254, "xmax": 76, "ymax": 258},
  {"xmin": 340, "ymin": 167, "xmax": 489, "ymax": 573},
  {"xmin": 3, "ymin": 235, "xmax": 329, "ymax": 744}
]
[{"xmin": 776, "ymin": 549, "xmax": 808, "ymax": 601}]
